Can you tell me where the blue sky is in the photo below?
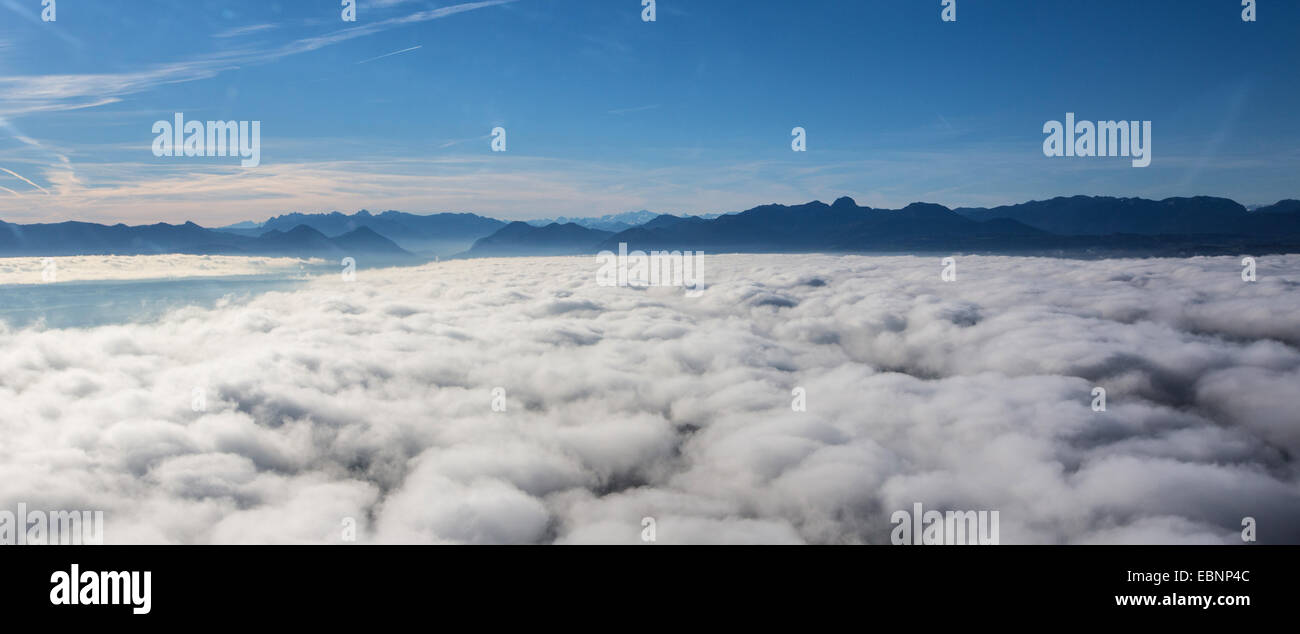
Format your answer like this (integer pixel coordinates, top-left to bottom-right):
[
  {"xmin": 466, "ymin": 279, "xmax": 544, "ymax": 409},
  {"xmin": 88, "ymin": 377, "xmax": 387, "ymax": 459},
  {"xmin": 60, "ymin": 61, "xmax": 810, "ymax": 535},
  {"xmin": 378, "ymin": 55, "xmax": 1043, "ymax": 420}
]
[{"xmin": 0, "ymin": 0, "xmax": 1297, "ymax": 224}]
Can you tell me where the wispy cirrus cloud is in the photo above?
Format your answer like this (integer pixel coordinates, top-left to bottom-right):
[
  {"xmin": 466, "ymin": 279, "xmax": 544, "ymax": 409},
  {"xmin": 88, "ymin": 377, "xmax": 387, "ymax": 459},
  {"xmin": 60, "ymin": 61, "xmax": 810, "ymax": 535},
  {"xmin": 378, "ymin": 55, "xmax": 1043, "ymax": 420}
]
[
  {"xmin": 0, "ymin": 0, "xmax": 521, "ymax": 117},
  {"xmin": 212, "ymin": 23, "xmax": 279, "ymax": 39},
  {"xmin": 0, "ymin": 156, "xmax": 667, "ymax": 225}
]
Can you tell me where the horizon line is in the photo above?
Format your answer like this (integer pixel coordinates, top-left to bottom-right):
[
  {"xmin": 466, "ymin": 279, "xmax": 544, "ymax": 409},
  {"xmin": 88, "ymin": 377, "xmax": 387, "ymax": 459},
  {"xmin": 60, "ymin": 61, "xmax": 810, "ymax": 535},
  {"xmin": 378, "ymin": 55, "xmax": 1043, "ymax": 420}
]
[{"xmin": 2, "ymin": 192, "xmax": 1297, "ymax": 228}]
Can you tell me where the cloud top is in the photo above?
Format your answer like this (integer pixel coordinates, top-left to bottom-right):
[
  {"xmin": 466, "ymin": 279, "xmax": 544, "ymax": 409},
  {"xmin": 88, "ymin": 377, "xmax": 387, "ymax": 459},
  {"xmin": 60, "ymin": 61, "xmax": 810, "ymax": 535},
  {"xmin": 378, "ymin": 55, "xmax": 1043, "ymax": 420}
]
[
  {"xmin": 1, "ymin": 254, "xmax": 1296, "ymax": 544},
  {"xmin": 0, "ymin": 254, "xmax": 318, "ymax": 285}
]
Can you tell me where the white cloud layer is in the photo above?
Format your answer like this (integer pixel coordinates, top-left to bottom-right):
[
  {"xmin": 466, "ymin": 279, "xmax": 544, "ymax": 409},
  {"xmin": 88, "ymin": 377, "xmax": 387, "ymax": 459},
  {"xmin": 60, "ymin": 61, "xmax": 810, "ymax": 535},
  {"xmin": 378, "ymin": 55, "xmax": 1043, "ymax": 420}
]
[
  {"xmin": 1, "ymin": 254, "xmax": 1297, "ymax": 544},
  {"xmin": 0, "ymin": 255, "xmax": 318, "ymax": 285}
]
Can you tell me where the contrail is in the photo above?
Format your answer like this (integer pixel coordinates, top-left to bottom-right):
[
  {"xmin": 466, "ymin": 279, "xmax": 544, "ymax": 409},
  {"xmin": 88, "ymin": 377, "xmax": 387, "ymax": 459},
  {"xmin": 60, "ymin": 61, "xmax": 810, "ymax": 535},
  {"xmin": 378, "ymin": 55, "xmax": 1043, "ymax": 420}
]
[
  {"xmin": 0, "ymin": 167, "xmax": 50, "ymax": 195},
  {"xmin": 357, "ymin": 45, "xmax": 423, "ymax": 65},
  {"xmin": 0, "ymin": 184, "xmax": 20, "ymax": 197}
]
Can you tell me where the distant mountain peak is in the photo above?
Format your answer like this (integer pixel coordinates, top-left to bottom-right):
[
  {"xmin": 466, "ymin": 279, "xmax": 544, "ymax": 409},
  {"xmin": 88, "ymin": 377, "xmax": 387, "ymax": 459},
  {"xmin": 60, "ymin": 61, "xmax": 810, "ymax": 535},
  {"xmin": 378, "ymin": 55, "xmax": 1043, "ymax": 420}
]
[
  {"xmin": 462, "ymin": 220, "xmax": 613, "ymax": 257},
  {"xmin": 832, "ymin": 196, "xmax": 858, "ymax": 209},
  {"xmin": 525, "ymin": 209, "xmax": 662, "ymax": 232},
  {"xmin": 285, "ymin": 224, "xmax": 327, "ymax": 238},
  {"xmin": 1254, "ymin": 200, "xmax": 1300, "ymax": 214},
  {"xmin": 900, "ymin": 202, "xmax": 952, "ymax": 215}
]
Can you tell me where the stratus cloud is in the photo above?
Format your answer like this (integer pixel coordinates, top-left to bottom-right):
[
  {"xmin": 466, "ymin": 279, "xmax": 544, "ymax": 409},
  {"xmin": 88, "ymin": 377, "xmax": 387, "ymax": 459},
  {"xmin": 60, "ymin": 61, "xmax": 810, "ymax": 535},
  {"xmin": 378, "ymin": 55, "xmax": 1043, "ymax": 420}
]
[
  {"xmin": 0, "ymin": 254, "xmax": 1297, "ymax": 545},
  {"xmin": 0, "ymin": 255, "xmax": 318, "ymax": 285}
]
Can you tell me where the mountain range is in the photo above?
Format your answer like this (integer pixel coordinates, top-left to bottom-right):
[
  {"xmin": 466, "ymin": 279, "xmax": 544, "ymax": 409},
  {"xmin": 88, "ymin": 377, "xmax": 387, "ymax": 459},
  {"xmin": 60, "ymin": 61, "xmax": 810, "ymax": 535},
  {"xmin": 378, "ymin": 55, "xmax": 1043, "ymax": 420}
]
[
  {"xmin": 461, "ymin": 196, "xmax": 1300, "ymax": 258},
  {"xmin": 215, "ymin": 210, "xmax": 504, "ymax": 258},
  {"xmin": 463, "ymin": 222, "xmax": 616, "ymax": 257},
  {"xmin": 952, "ymin": 196, "xmax": 1300, "ymax": 237},
  {"xmin": 4, "ymin": 196, "xmax": 1300, "ymax": 262},
  {"xmin": 0, "ymin": 219, "xmax": 417, "ymax": 264},
  {"xmin": 524, "ymin": 210, "xmax": 658, "ymax": 233},
  {"xmin": 523, "ymin": 210, "xmax": 723, "ymax": 233}
]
